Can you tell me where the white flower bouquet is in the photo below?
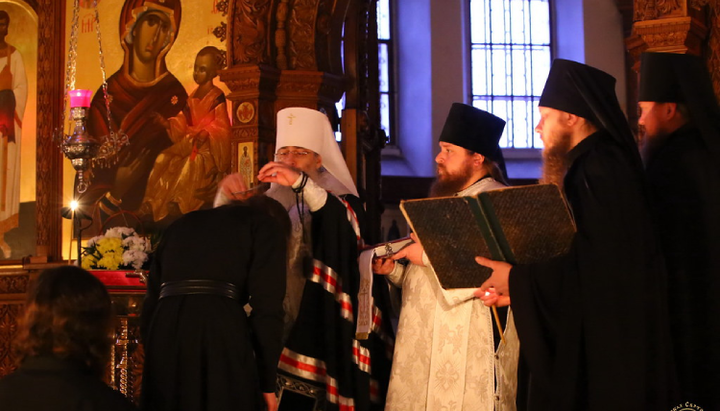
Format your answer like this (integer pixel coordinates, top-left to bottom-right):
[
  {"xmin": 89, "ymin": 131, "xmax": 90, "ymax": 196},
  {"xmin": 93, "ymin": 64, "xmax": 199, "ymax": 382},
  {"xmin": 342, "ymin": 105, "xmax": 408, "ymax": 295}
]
[{"xmin": 81, "ymin": 227, "xmax": 151, "ymax": 271}]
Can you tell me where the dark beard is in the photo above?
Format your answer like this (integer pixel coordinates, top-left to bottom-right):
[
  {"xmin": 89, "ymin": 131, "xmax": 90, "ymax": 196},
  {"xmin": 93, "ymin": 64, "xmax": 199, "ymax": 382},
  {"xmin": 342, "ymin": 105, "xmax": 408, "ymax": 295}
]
[
  {"xmin": 429, "ymin": 162, "xmax": 474, "ymax": 197},
  {"xmin": 539, "ymin": 132, "xmax": 573, "ymax": 190},
  {"xmin": 639, "ymin": 127, "xmax": 670, "ymax": 166}
]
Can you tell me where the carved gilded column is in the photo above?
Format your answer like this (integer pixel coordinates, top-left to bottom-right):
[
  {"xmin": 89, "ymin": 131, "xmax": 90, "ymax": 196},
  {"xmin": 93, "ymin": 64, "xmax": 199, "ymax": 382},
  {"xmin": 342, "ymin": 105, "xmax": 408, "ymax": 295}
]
[
  {"xmin": 275, "ymin": 71, "xmax": 345, "ymax": 121},
  {"xmin": 35, "ymin": 0, "xmax": 65, "ymax": 260},
  {"xmin": 626, "ymin": 0, "xmax": 708, "ymax": 61},
  {"xmin": 224, "ymin": 0, "xmax": 355, "ymax": 184},
  {"xmin": 220, "ymin": 65, "xmax": 281, "ymax": 186},
  {"xmin": 625, "ymin": 0, "xmax": 713, "ymax": 129}
]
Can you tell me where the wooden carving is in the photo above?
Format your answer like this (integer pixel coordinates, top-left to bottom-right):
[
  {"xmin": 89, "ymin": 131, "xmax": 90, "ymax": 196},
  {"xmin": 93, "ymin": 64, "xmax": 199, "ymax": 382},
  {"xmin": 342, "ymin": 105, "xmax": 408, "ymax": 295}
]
[
  {"xmin": 635, "ymin": 0, "xmax": 685, "ymax": 20},
  {"xmin": 0, "ymin": 304, "xmax": 22, "ymax": 376},
  {"xmin": 288, "ymin": 0, "xmax": 318, "ymax": 70},
  {"xmin": 704, "ymin": 3, "xmax": 720, "ymax": 98},
  {"xmin": 228, "ymin": 0, "xmax": 272, "ymax": 66},
  {"xmin": 689, "ymin": 0, "xmax": 712, "ymax": 9},
  {"xmin": 315, "ymin": 0, "xmax": 351, "ymax": 75},
  {"xmin": 629, "ymin": 0, "xmax": 720, "ymax": 99},
  {"xmin": 0, "ymin": 273, "xmax": 29, "ymax": 294},
  {"xmin": 35, "ymin": 0, "xmax": 64, "ymax": 260},
  {"xmin": 656, "ymin": 0, "xmax": 683, "ymax": 15},
  {"xmin": 275, "ymin": 0, "xmax": 291, "ymax": 70},
  {"xmin": 628, "ymin": 0, "xmax": 708, "ymax": 57}
]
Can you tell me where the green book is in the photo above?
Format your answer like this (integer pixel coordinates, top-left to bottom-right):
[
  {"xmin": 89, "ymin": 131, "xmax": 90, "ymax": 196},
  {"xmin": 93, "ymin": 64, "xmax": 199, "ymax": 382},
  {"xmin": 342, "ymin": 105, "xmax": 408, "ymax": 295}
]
[{"xmin": 400, "ymin": 184, "xmax": 576, "ymax": 289}]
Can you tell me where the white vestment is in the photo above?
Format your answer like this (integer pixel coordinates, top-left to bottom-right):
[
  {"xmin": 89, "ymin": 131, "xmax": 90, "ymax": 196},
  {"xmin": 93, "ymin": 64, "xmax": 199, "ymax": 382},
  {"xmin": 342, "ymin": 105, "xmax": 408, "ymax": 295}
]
[
  {"xmin": 385, "ymin": 178, "xmax": 520, "ymax": 411},
  {"xmin": 0, "ymin": 47, "xmax": 27, "ymax": 251}
]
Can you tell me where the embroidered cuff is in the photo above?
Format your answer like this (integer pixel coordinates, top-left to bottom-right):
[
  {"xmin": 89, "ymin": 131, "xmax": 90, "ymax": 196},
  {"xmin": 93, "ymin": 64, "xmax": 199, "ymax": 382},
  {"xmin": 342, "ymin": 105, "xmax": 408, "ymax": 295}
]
[
  {"xmin": 299, "ymin": 177, "xmax": 328, "ymax": 212},
  {"xmin": 387, "ymin": 261, "xmax": 406, "ymax": 287}
]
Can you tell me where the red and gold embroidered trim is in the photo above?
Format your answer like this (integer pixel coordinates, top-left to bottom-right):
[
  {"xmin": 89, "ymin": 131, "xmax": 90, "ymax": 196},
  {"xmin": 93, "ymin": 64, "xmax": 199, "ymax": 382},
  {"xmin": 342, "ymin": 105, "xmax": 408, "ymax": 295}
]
[
  {"xmin": 309, "ymin": 260, "xmax": 354, "ymax": 323},
  {"xmin": 372, "ymin": 306, "xmax": 394, "ymax": 359},
  {"xmin": 279, "ymin": 348, "xmax": 356, "ymax": 410},
  {"xmin": 352, "ymin": 340, "xmax": 371, "ymax": 374},
  {"xmin": 338, "ymin": 197, "xmax": 363, "ymax": 248}
]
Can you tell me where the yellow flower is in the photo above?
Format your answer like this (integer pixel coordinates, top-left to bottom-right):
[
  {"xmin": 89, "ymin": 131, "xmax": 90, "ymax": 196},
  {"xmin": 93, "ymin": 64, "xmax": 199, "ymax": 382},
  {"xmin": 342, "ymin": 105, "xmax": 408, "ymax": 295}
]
[
  {"xmin": 81, "ymin": 227, "xmax": 151, "ymax": 270},
  {"xmin": 81, "ymin": 255, "xmax": 97, "ymax": 270},
  {"xmin": 97, "ymin": 237, "xmax": 123, "ymax": 255},
  {"xmin": 97, "ymin": 252, "xmax": 124, "ymax": 270}
]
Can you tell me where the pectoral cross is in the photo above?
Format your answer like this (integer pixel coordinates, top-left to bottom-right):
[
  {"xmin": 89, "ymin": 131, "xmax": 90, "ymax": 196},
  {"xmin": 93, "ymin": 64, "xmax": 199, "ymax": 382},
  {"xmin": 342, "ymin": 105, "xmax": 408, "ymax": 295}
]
[{"xmin": 288, "ymin": 113, "xmax": 296, "ymax": 125}]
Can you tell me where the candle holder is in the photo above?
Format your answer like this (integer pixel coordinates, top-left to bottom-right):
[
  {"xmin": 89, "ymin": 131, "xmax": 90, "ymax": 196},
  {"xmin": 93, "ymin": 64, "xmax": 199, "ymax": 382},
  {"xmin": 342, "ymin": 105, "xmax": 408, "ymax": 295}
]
[
  {"xmin": 58, "ymin": 1, "xmax": 127, "ymax": 196},
  {"xmin": 61, "ymin": 92, "xmax": 99, "ymax": 193}
]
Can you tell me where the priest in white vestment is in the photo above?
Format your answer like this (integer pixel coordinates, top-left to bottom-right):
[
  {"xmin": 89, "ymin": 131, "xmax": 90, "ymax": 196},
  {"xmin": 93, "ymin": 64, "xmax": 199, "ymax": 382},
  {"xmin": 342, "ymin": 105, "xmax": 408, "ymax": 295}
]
[{"xmin": 374, "ymin": 103, "xmax": 519, "ymax": 411}]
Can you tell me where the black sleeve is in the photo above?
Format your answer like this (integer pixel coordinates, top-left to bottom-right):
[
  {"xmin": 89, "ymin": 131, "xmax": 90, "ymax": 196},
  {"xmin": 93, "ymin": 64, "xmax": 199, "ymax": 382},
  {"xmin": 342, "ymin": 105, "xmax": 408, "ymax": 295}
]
[
  {"xmin": 247, "ymin": 212, "xmax": 287, "ymax": 393},
  {"xmin": 509, "ymin": 141, "xmax": 671, "ymax": 406},
  {"xmin": 140, "ymin": 228, "xmax": 168, "ymax": 343}
]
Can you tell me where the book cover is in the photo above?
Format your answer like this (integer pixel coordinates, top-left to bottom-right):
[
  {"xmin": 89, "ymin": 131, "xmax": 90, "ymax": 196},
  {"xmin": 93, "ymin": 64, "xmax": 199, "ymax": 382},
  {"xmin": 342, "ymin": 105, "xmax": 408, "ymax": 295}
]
[{"xmin": 400, "ymin": 184, "xmax": 575, "ymax": 289}]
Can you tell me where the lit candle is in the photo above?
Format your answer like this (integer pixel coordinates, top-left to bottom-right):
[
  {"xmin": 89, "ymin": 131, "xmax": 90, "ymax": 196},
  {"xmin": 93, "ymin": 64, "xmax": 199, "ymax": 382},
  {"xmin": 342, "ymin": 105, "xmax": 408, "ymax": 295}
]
[
  {"xmin": 68, "ymin": 89, "xmax": 93, "ymax": 108},
  {"xmin": 68, "ymin": 200, "xmax": 79, "ymax": 265}
]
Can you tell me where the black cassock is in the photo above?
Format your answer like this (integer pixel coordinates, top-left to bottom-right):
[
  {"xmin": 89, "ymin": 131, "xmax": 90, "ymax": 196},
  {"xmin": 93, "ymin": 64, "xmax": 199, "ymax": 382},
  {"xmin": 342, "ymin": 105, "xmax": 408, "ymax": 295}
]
[
  {"xmin": 141, "ymin": 204, "xmax": 287, "ymax": 411},
  {"xmin": 0, "ymin": 356, "xmax": 137, "ymax": 411},
  {"xmin": 510, "ymin": 130, "xmax": 677, "ymax": 411},
  {"xmin": 645, "ymin": 124, "xmax": 720, "ymax": 410},
  {"xmin": 277, "ymin": 194, "xmax": 394, "ymax": 411}
]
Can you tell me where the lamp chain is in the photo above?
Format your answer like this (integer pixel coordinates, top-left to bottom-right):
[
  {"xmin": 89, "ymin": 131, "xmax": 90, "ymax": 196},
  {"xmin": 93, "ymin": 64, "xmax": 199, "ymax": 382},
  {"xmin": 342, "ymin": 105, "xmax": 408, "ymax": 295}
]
[
  {"xmin": 58, "ymin": 0, "xmax": 128, "ymax": 164},
  {"xmin": 92, "ymin": 0, "xmax": 128, "ymax": 166},
  {"xmin": 61, "ymin": 0, "xmax": 81, "ymax": 138}
]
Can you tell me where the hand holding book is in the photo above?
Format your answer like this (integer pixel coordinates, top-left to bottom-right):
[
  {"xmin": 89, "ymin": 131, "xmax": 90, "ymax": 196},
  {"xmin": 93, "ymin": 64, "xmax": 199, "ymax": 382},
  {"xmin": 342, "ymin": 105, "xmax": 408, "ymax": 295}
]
[
  {"xmin": 473, "ymin": 256, "xmax": 512, "ymax": 307},
  {"xmin": 400, "ymin": 184, "xmax": 575, "ymax": 290}
]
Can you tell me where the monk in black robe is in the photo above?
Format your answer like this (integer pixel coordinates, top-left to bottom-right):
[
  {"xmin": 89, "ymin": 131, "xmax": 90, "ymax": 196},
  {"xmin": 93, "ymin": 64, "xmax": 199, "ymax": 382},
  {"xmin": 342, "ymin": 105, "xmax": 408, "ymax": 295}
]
[
  {"xmin": 476, "ymin": 59, "xmax": 677, "ymax": 411},
  {"xmin": 140, "ymin": 197, "xmax": 289, "ymax": 411},
  {"xmin": 638, "ymin": 52, "xmax": 720, "ymax": 411}
]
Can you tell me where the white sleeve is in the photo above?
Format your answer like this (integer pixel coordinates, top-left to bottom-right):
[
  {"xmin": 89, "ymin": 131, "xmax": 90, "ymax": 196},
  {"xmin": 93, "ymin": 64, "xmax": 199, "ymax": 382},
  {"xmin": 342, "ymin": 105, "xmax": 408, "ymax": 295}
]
[
  {"xmin": 213, "ymin": 187, "xmax": 230, "ymax": 208},
  {"xmin": 386, "ymin": 261, "xmax": 407, "ymax": 288},
  {"xmin": 293, "ymin": 174, "xmax": 328, "ymax": 212}
]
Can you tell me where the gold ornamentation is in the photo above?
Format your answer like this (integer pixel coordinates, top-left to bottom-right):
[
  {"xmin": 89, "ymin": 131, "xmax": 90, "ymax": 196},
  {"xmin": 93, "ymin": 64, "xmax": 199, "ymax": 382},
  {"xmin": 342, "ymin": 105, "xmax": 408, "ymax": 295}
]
[
  {"xmin": 0, "ymin": 274, "xmax": 29, "ymax": 294},
  {"xmin": 212, "ymin": 21, "xmax": 227, "ymax": 43},
  {"xmin": 229, "ymin": 0, "xmax": 271, "ymax": 65},
  {"xmin": 275, "ymin": 0, "xmax": 291, "ymax": 70},
  {"xmin": 215, "ymin": 0, "xmax": 229, "ymax": 16},
  {"xmin": 0, "ymin": 304, "xmax": 22, "ymax": 376},
  {"xmin": 236, "ymin": 102, "xmax": 256, "ymax": 124},
  {"xmin": 657, "ymin": 0, "xmax": 683, "ymax": 15},
  {"xmin": 288, "ymin": 0, "xmax": 318, "ymax": 70}
]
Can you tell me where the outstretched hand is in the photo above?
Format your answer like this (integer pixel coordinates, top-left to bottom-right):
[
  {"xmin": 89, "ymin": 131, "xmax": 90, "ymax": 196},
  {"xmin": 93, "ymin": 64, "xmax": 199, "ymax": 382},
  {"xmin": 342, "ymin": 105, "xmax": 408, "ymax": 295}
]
[
  {"xmin": 473, "ymin": 256, "xmax": 512, "ymax": 307},
  {"xmin": 257, "ymin": 162, "xmax": 302, "ymax": 187},
  {"xmin": 218, "ymin": 173, "xmax": 253, "ymax": 201},
  {"xmin": 474, "ymin": 287, "xmax": 511, "ymax": 307}
]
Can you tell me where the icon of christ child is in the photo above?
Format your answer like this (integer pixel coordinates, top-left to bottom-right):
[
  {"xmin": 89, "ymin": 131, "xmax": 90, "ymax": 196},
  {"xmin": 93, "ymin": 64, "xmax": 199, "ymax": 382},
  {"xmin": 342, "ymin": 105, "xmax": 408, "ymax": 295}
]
[{"xmin": 141, "ymin": 46, "xmax": 231, "ymax": 222}]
